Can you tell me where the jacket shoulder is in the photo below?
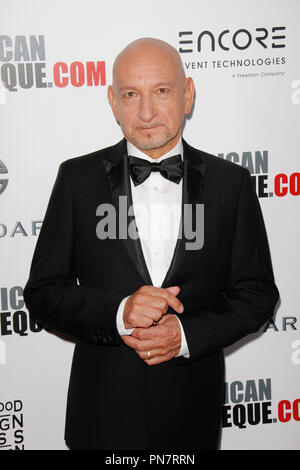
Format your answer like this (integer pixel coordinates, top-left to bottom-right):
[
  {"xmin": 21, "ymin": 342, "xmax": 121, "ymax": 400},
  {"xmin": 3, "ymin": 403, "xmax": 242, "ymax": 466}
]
[
  {"xmin": 185, "ymin": 141, "xmax": 249, "ymax": 177},
  {"xmin": 58, "ymin": 139, "xmax": 125, "ymax": 174}
]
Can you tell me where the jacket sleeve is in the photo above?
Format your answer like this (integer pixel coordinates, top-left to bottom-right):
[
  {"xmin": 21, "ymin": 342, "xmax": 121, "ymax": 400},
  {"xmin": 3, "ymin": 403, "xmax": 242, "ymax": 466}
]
[
  {"xmin": 179, "ymin": 169, "xmax": 279, "ymax": 360},
  {"xmin": 23, "ymin": 161, "xmax": 124, "ymax": 346}
]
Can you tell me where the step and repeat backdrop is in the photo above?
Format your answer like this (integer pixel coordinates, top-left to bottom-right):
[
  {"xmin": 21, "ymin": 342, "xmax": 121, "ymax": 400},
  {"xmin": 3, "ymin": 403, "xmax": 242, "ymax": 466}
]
[{"xmin": 0, "ymin": 0, "xmax": 299, "ymax": 450}]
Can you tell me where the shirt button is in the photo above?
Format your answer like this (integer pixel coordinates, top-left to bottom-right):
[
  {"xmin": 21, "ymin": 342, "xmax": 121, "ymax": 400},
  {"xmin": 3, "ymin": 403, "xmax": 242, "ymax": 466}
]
[
  {"xmin": 153, "ymin": 186, "xmax": 159, "ymax": 191},
  {"xmin": 154, "ymin": 251, "xmax": 160, "ymax": 255}
]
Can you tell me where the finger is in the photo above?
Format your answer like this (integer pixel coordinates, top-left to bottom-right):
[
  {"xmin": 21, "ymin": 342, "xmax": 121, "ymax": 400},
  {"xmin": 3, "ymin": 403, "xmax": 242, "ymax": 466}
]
[
  {"xmin": 133, "ymin": 293, "xmax": 169, "ymax": 316},
  {"xmin": 145, "ymin": 355, "xmax": 172, "ymax": 366},
  {"xmin": 156, "ymin": 313, "xmax": 175, "ymax": 325},
  {"xmin": 126, "ymin": 304, "xmax": 164, "ymax": 328},
  {"xmin": 131, "ymin": 325, "xmax": 165, "ymax": 340},
  {"xmin": 152, "ymin": 286, "xmax": 184, "ymax": 314},
  {"xmin": 122, "ymin": 334, "xmax": 163, "ymax": 352},
  {"xmin": 137, "ymin": 347, "xmax": 169, "ymax": 362},
  {"xmin": 144, "ymin": 349, "xmax": 178, "ymax": 366},
  {"xmin": 137, "ymin": 296, "xmax": 169, "ymax": 317},
  {"xmin": 166, "ymin": 286, "xmax": 180, "ymax": 296},
  {"xmin": 121, "ymin": 335, "xmax": 140, "ymax": 349},
  {"xmin": 123, "ymin": 334, "xmax": 179, "ymax": 365},
  {"xmin": 136, "ymin": 286, "xmax": 183, "ymax": 314},
  {"xmin": 136, "ymin": 304, "xmax": 165, "ymax": 324}
]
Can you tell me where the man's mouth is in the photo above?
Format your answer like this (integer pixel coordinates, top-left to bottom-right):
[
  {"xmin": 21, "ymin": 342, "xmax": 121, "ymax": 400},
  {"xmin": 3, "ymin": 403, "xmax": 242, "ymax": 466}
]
[{"xmin": 138, "ymin": 124, "xmax": 163, "ymax": 131}]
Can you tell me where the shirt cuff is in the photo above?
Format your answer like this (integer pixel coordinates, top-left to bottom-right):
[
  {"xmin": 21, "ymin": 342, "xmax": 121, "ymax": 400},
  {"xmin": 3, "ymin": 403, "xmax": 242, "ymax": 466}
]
[
  {"xmin": 116, "ymin": 296, "xmax": 134, "ymax": 336},
  {"xmin": 174, "ymin": 315, "xmax": 190, "ymax": 358}
]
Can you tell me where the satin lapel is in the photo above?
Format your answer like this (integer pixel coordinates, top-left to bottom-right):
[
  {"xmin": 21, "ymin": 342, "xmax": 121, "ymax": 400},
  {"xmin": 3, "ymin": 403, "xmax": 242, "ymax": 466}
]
[
  {"xmin": 161, "ymin": 139, "xmax": 207, "ymax": 288},
  {"xmin": 102, "ymin": 139, "xmax": 152, "ymax": 286}
]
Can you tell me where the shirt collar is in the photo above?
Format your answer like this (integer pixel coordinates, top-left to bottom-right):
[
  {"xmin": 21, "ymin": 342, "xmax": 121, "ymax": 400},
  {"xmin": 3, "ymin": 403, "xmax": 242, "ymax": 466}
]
[{"xmin": 126, "ymin": 138, "xmax": 183, "ymax": 163}]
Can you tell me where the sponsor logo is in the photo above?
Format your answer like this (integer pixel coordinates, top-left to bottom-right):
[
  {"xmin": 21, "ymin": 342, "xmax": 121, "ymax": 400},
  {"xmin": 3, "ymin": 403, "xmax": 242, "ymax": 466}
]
[
  {"xmin": 0, "ymin": 286, "xmax": 43, "ymax": 366},
  {"xmin": 0, "ymin": 286, "xmax": 42, "ymax": 337},
  {"xmin": 223, "ymin": 378, "xmax": 300, "ymax": 429},
  {"xmin": 0, "ymin": 221, "xmax": 43, "ymax": 238},
  {"xmin": 0, "ymin": 400, "xmax": 24, "ymax": 450},
  {"xmin": 217, "ymin": 150, "xmax": 300, "ymax": 198},
  {"xmin": 178, "ymin": 27, "xmax": 286, "ymax": 54},
  {"xmin": 264, "ymin": 317, "xmax": 300, "ymax": 366},
  {"xmin": 178, "ymin": 27, "xmax": 287, "ymax": 74},
  {"xmin": 264, "ymin": 316, "xmax": 298, "ymax": 332},
  {"xmin": 0, "ymin": 35, "xmax": 106, "ymax": 93},
  {"xmin": 0, "ymin": 160, "xmax": 8, "ymax": 195}
]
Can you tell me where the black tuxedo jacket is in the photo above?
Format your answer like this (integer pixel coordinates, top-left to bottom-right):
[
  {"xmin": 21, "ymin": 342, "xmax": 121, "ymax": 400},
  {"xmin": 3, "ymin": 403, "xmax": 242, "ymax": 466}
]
[{"xmin": 23, "ymin": 138, "xmax": 279, "ymax": 450}]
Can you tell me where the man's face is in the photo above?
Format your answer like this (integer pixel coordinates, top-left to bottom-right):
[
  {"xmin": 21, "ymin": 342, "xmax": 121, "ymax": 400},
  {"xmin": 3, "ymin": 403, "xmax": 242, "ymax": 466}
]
[{"xmin": 108, "ymin": 44, "xmax": 194, "ymax": 158}]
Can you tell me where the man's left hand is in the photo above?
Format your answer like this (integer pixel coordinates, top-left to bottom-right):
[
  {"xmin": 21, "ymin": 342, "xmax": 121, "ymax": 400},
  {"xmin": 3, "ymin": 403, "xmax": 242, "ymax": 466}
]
[{"xmin": 121, "ymin": 314, "xmax": 181, "ymax": 366}]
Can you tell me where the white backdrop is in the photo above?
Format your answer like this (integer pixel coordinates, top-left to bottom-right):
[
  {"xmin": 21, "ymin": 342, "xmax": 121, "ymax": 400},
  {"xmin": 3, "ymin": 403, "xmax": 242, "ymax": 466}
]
[{"xmin": 0, "ymin": 0, "xmax": 299, "ymax": 450}]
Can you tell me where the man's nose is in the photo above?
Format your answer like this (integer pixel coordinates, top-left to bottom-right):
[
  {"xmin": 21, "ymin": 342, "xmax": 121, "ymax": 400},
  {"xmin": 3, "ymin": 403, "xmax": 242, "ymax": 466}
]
[{"xmin": 138, "ymin": 95, "xmax": 157, "ymax": 122}]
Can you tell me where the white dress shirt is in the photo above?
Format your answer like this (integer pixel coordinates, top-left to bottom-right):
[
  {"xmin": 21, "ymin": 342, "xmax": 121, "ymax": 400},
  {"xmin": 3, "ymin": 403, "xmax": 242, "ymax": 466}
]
[{"xmin": 116, "ymin": 138, "xmax": 190, "ymax": 358}]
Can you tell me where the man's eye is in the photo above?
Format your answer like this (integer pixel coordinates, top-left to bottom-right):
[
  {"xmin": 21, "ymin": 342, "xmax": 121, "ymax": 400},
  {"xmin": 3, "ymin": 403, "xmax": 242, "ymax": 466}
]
[
  {"xmin": 124, "ymin": 91, "xmax": 136, "ymax": 98},
  {"xmin": 157, "ymin": 88, "xmax": 168, "ymax": 93}
]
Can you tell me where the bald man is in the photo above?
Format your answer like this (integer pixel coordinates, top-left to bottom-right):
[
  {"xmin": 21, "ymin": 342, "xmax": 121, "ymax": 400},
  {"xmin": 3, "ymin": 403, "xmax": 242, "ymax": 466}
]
[{"xmin": 24, "ymin": 38, "xmax": 279, "ymax": 450}]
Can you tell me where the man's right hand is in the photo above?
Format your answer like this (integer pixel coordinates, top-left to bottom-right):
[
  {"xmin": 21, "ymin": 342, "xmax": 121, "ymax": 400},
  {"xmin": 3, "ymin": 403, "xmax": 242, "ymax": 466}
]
[{"xmin": 123, "ymin": 285, "xmax": 184, "ymax": 329}]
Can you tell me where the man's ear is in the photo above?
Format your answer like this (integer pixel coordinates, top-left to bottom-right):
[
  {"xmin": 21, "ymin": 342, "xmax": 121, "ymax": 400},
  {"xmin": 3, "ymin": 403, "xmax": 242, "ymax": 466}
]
[
  {"xmin": 107, "ymin": 85, "xmax": 120, "ymax": 123},
  {"xmin": 184, "ymin": 77, "xmax": 195, "ymax": 115}
]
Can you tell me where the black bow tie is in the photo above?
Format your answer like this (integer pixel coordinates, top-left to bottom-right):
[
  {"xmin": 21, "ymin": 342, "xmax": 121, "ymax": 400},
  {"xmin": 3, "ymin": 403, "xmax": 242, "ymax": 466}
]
[{"xmin": 128, "ymin": 154, "xmax": 183, "ymax": 186}]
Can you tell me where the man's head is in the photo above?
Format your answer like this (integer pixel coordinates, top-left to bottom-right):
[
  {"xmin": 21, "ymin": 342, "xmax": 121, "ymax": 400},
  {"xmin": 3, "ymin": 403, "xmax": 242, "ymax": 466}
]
[{"xmin": 108, "ymin": 38, "xmax": 195, "ymax": 159}]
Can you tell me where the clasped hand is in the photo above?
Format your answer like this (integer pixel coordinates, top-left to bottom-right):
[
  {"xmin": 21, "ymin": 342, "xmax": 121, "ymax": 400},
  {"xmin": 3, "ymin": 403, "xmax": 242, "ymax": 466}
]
[{"xmin": 121, "ymin": 285, "xmax": 184, "ymax": 366}]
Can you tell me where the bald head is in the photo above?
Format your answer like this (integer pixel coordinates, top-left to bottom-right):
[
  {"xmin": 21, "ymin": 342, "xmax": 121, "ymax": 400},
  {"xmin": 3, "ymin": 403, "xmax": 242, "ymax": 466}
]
[
  {"xmin": 108, "ymin": 37, "xmax": 194, "ymax": 158},
  {"xmin": 112, "ymin": 38, "xmax": 186, "ymax": 90}
]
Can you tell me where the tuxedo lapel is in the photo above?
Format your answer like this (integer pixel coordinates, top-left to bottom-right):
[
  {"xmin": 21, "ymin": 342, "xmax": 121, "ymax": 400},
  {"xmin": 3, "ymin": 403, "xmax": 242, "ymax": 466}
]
[
  {"xmin": 161, "ymin": 139, "xmax": 207, "ymax": 288},
  {"xmin": 102, "ymin": 139, "xmax": 152, "ymax": 286},
  {"xmin": 101, "ymin": 138, "xmax": 207, "ymax": 289}
]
